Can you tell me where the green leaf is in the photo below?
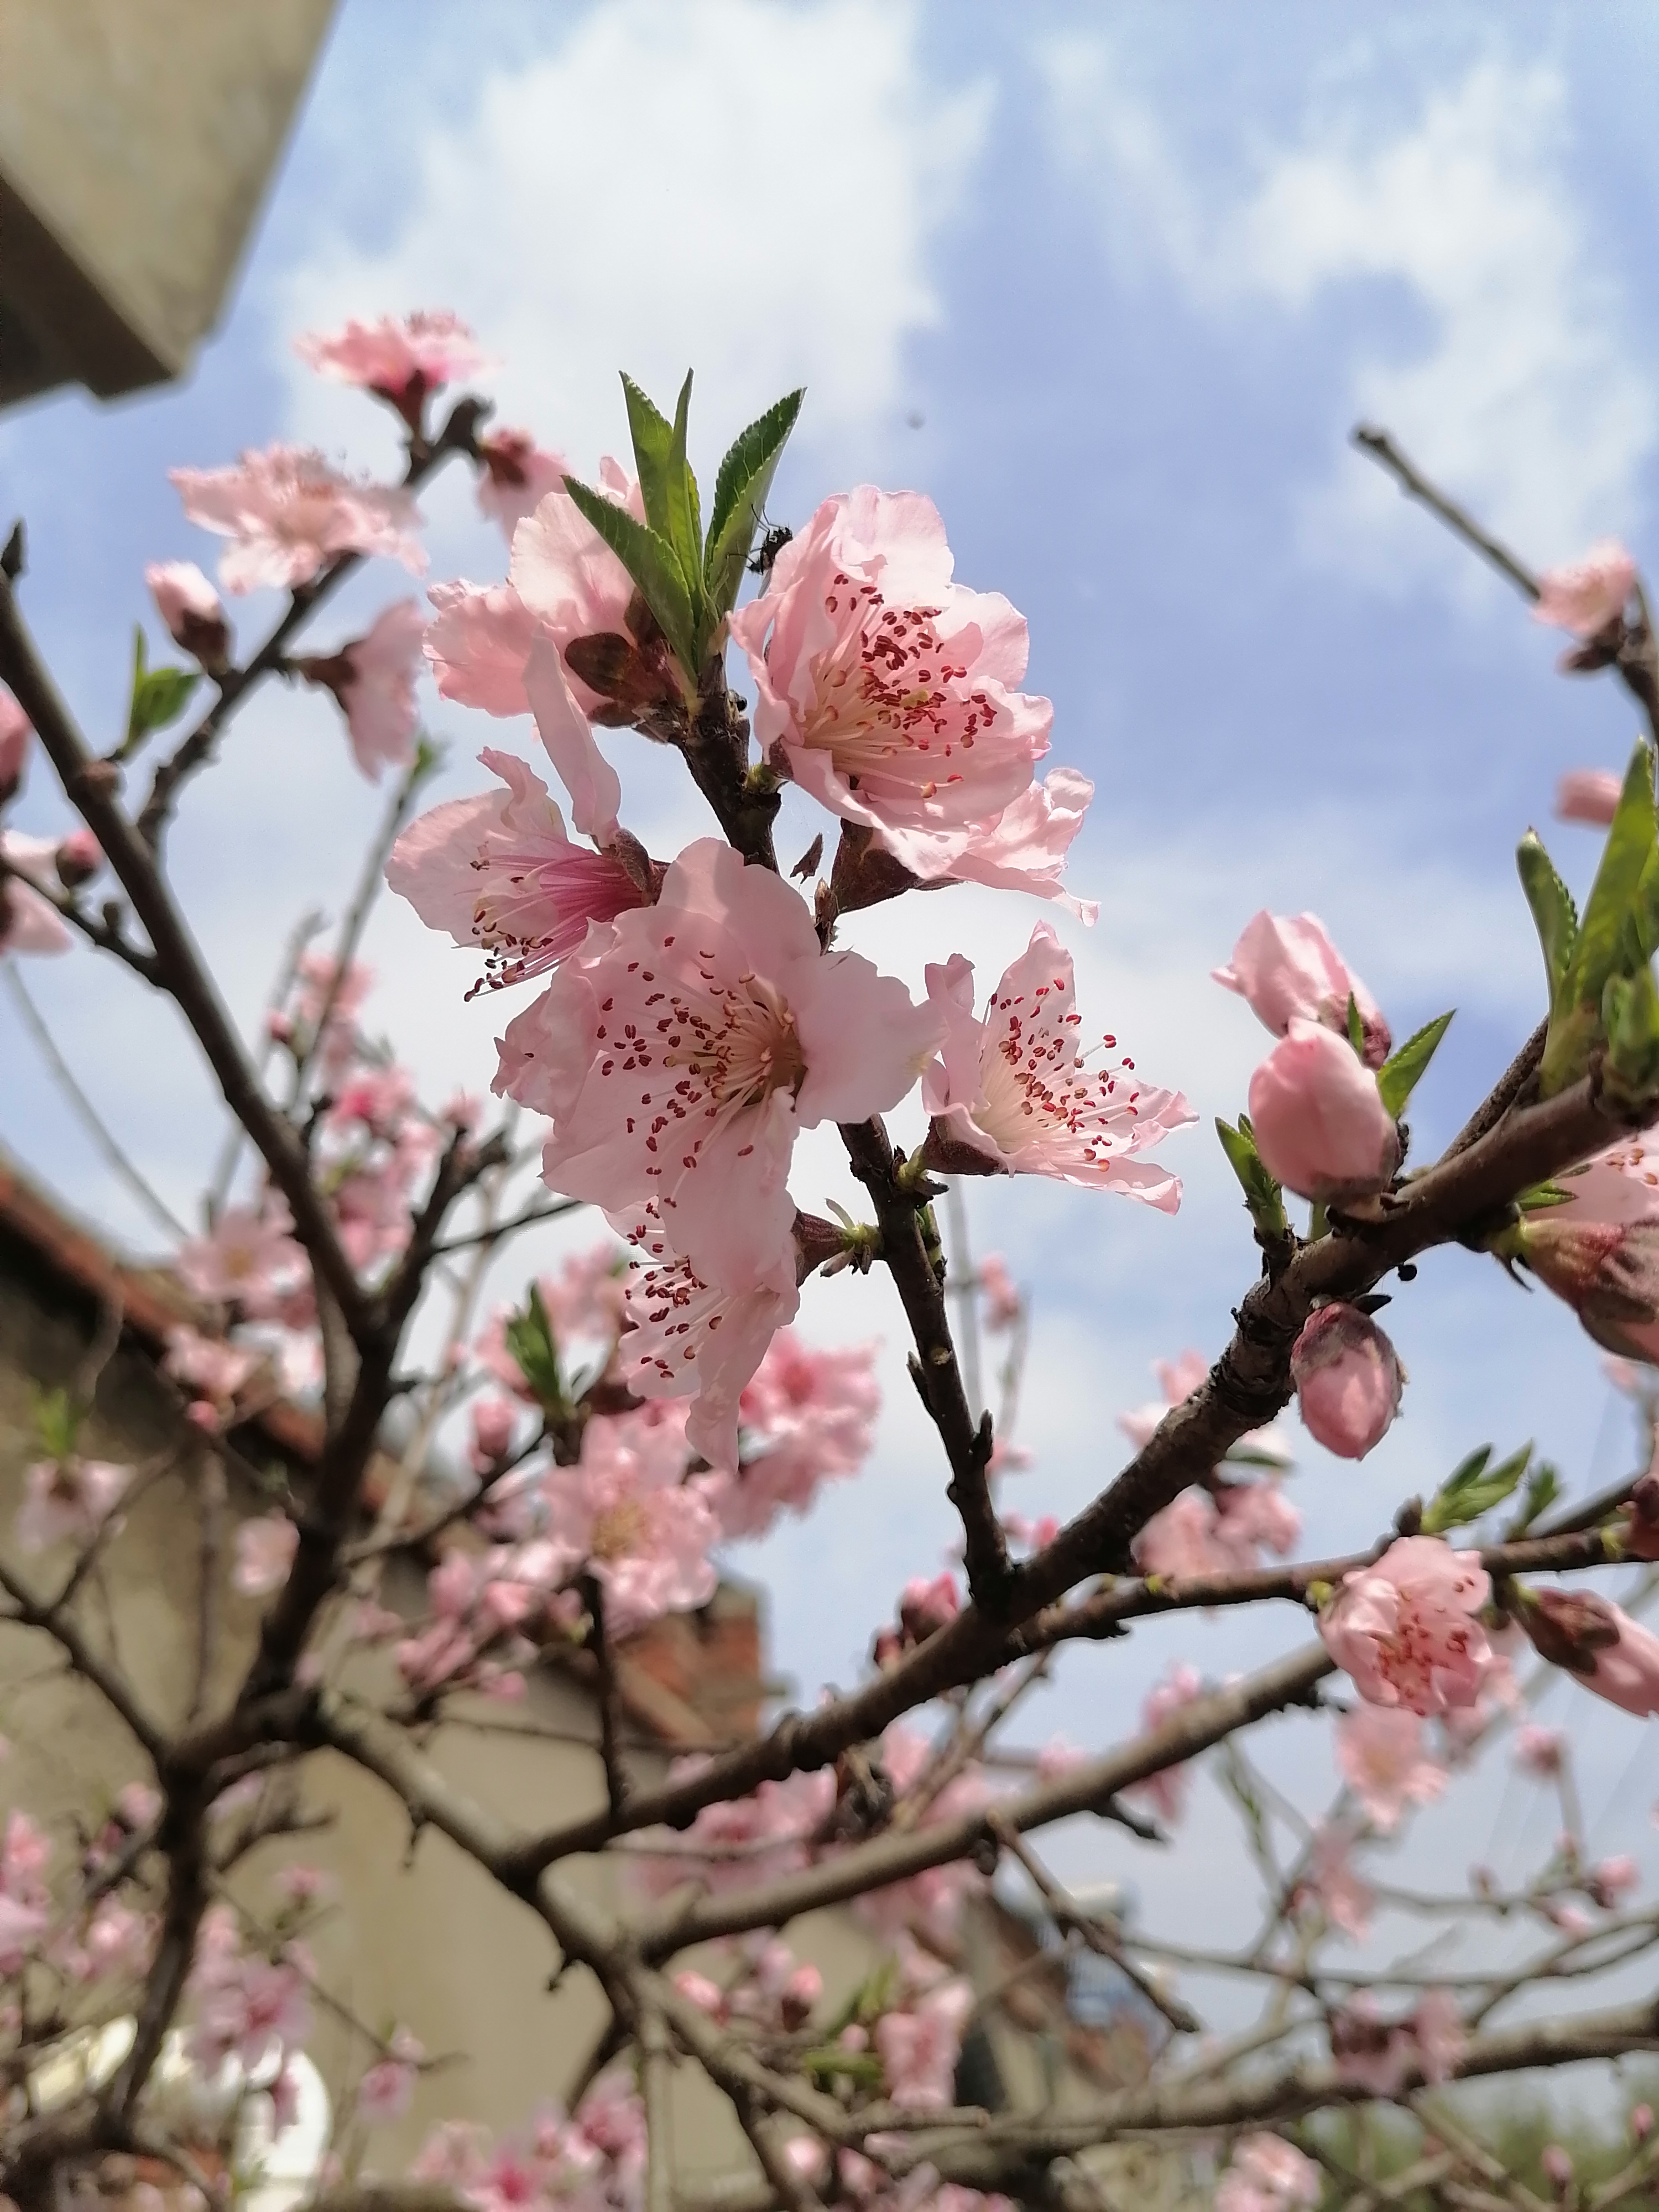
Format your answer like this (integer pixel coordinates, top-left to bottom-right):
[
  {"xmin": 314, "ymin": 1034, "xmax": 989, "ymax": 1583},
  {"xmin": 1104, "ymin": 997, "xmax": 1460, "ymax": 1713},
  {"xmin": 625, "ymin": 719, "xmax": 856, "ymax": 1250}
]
[
  {"xmin": 562, "ymin": 477, "xmax": 699, "ymax": 683},
  {"xmin": 503, "ymin": 1284, "xmax": 564, "ymax": 1413},
  {"xmin": 1421, "ymin": 1441, "xmax": 1532, "ymax": 1535},
  {"xmin": 1515, "ymin": 1180, "xmax": 1575, "ymax": 1212},
  {"xmin": 123, "ymin": 625, "xmax": 199, "ymax": 755},
  {"xmin": 1345, "ymin": 993, "xmax": 1364, "ymax": 1058},
  {"xmin": 1215, "ymin": 1115, "xmax": 1290, "ymax": 1242},
  {"xmin": 1603, "ymin": 962, "xmax": 1659, "ymax": 1110},
  {"xmin": 664, "ymin": 371, "xmax": 704, "ymax": 588},
  {"xmin": 621, "ymin": 374, "xmax": 676, "ymax": 537},
  {"xmin": 1375, "ymin": 1011, "xmax": 1454, "ymax": 1119},
  {"xmin": 1543, "ymin": 742, "xmax": 1658, "ymax": 1094},
  {"xmin": 1505, "ymin": 1459, "xmax": 1562, "ymax": 1538},
  {"xmin": 1516, "ymin": 832, "xmax": 1579, "ymax": 1004},
  {"xmin": 703, "ymin": 387, "xmax": 805, "ymax": 617},
  {"xmin": 33, "ymin": 1385, "xmax": 78, "ymax": 1460}
]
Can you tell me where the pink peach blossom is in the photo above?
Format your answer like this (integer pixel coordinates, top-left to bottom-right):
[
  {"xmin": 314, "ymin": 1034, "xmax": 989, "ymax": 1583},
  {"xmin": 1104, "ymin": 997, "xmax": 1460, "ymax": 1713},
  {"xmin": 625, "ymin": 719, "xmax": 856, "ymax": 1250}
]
[
  {"xmin": 1125, "ymin": 1662, "xmax": 1203, "ymax": 1823},
  {"xmin": 477, "ymin": 429, "xmax": 570, "ymax": 536},
  {"xmin": 1249, "ymin": 1019, "xmax": 1400, "ymax": 1203},
  {"xmin": 510, "ymin": 460, "xmax": 649, "ymax": 714},
  {"xmin": 1533, "ymin": 540, "xmax": 1636, "ymax": 637},
  {"xmin": 1118, "ymin": 1348, "xmax": 1291, "ymax": 1467},
  {"xmin": 163, "ymin": 1325, "xmax": 259, "ymax": 1413},
  {"xmin": 722, "ymin": 1331, "xmax": 881, "ymax": 1538},
  {"xmin": 873, "ymin": 765, "xmax": 1099, "ymax": 918},
  {"xmin": 171, "ymin": 444, "xmax": 425, "ymax": 593},
  {"xmin": 0, "ymin": 832, "xmax": 71, "ymax": 956},
  {"xmin": 1533, "ymin": 1594, "xmax": 1659, "ymax": 1717},
  {"xmin": 729, "ymin": 487, "xmax": 1052, "ymax": 850},
  {"xmin": 16, "ymin": 1458, "xmax": 131, "ymax": 1554},
  {"xmin": 923, "ymin": 927, "xmax": 1192, "ymax": 1204},
  {"xmin": 525, "ymin": 636, "xmax": 622, "ymax": 844},
  {"xmin": 1517, "ymin": 1134, "xmax": 1659, "ymax": 1361},
  {"xmin": 0, "ymin": 689, "xmax": 28, "ymax": 800},
  {"xmin": 1515, "ymin": 1723, "xmax": 1566, "ymax": 1777},
  {"xmin": 1336, "ymin": 1705, "xmax": 1446, "ymax": 1830},
  {"xmin": 1556, "ymin": 767, "xmax": 1625, "ymax": 826},
  {"xmin": 425, "ymin": 579, "xmax": 539, "ymax": 716},
  {"xmin": 144, "ymin": 559, "xmax": 230, "ymax": 670},
  {"xmin": 1290, "ymin": 1303, "xmax": 1404, "ymax": 1458},
  {"xmin": 295, "ymin": 311, "xmax": 494, "ymax": 412},
  {"xmin": 529, "ymin": 1409, "xmax": 722, "ymax": 1635},
  {"xmin": 874, "ymin": 1979, "xmax": 974, "ymax": 2110},
  {"xmin": 1411, "ymin": 1987, "xmax": 1469, "ymax": 2085},
  {"xmin": 1216, "ymin": 2135, "xmax": 1321, "ymax": 2212},
  {"xmin": 976, "ymin": 1254, "xmax": 1021, "ymax": 1330},
  {"xmin": 611, "ymin": 1199, "xmax": 800, "ymax": 1474},
  {"xmin": 1306, "ymin": 1824, "xmax": 1373, "ymax": 1940},
  {"xmin": 502, "ymin": 838, "xmax": 940, "ymax": 1295},
  {"xmin": 1215, "ymin": 910, "xmax": 1391, "ymax": 1068},
  {"xmin": 471, "ymin": 1397, "xmax": 520, "ymax": 1472},
  {"xmin": 176, "ymin": 1204, "xmax": 307, "ymax": 1314},
  {"xmin": 304, "ymin": 598, "xmax": 426, "ymax": 779},
  {"xmin": 388, "ymin": 747, "xmax": 646, "ymax": 993},
  {"xmin": 190, "ymin": 1946, "xmax": 312, "ymax": 2072},
  {"xmin": 234, "ymin": 1513, "xmax": 299, "ymax": 1597},
  {"xmin": 357, "ymin": 2026, "xmax": 424, "ymax": 2124},
  {"xmin": 1320, "ymin": 1536, "xmax": 1492, "ymax": 1717}
]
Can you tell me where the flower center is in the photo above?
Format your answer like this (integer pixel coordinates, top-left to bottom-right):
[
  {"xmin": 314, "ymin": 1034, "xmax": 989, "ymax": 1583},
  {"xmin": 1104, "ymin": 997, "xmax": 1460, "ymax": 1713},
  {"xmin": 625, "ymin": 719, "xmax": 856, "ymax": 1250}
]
[
  {"xmin": 800, "ymin": 575, "xmax": 992, "ymax": 791},
  {"xmin": 589, "ymin": 1499, "xmax": 649, "ymax": 1562},
  {"xmin": 666, "ymin": 973, "xmax": 806, "ymax": 1113}
]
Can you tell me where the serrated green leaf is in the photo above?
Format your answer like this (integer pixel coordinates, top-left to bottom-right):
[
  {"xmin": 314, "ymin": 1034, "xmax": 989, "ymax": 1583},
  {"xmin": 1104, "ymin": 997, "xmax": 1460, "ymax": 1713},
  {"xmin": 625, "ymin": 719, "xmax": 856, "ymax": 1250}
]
[
  {"xmin": 563, "ymin": 477, "xmax": 699, "ymax": 683},
  {"xmin": 1515, "ymin": 1181, "xmax": 1575, "ymax": 1212},
  {"xmin": 1517, "ymin": 832, "xmax": 1579, "ymax": 1005},
  {"xmin": 1421, "ymin": 1441, "xmax": 1531, "ymax": 1534},
  {"xmin": 1376, "ymin": 1010, "xmax": 1454, "ymax": 1120},
  {"xmin": 704, "ymin": 388, "xmax": 805, "ymax": 617},
  {"xmin": 503, "ymin": 1284, "xmax": 564, "ymax": 1413},
  {"xmin": 1505, "ymin": 1459, "xmax": 1562, "ymax": 1538},
  {"xmin": 663, "ymin": 371, "xmax": 704, "ymax": 587},
  {"xmin": 621, "ymin": 374, "xmax": 675, "ymax": 537},
  {"xmin": 1543, "ymin": 742, "xmax": 1658, "ymax": 1094},
  {"xmin": 1603, "ymin": 962, "xmax": 1659, "ymax": 1110}
]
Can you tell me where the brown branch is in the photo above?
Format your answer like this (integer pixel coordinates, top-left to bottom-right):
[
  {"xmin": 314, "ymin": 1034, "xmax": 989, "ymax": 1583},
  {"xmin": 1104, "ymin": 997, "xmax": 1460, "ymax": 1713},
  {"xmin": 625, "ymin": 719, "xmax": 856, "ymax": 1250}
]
[
  {"xmin": 840, "ymin": 1115, "xmax": 1009, "ymax": 1607},
  {"xmin": 0, "ymin": 847, "xmax": 161, "ymax": 983},
  {"xmin": 0, "ymin": 1558, "xmax": 165, "ymax": 1762},
  {"xmin": 1352, "ymin": 427, "xmax": 1541, "ymax": 601},
  {"xmin": 508, "ymin": 1063, "xmax": 1635, "ymax": 1877},
  {"xmin": 629, "ymin": 1644, "xmax": 1332, "ymax": 1959},
  {"xmin": 585, "ymin": 1573, "xmax": 630, "ymax": 1817}
]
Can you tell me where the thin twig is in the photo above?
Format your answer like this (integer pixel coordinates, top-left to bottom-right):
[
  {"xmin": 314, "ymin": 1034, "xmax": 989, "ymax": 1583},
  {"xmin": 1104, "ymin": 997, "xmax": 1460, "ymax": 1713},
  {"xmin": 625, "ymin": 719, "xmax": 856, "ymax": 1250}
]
[
  {"xmin": 1352, "ymin": 427, "xmax": 1541, "ymax": 600},
  {"xmin": 4, "ymin": 957, "xmax": 189, "ymax": 1240},
  {"xmin": 585, "ymin": 1573, "xmax": 630, "ymax": 1817}
]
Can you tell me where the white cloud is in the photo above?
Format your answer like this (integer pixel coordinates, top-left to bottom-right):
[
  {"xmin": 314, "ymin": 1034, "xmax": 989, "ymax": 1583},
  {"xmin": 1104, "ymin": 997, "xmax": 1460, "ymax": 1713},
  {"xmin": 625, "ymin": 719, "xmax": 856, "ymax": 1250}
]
[
  {"xmin": 1040, "ymin": 41, "xmax": 1657, "ymax": 585},
  {"xmin": 275, "ymin": 0, "xmax": 989, "ymax": 489}
]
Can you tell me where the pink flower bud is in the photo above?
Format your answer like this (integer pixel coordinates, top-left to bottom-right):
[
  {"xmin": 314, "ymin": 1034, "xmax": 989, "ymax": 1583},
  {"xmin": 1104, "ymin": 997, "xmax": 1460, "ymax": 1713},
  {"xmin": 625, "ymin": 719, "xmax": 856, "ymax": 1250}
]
[
  {"xmin": 1632, "ymin": 2103, "xmax": 1653, "ymax": 2142},
  {"xmin": 1214, "ymin": 910, "xmax": 1391, "ymax": 1067},
  {"xmin": 0, "ymin": 691, "xmax": 29, "ymax": 806},
  {"xmin": 1248, "ymin": 1020, "xmax": 1400, "ymax": 1203},
  {"xmin": 469, "ymin": 1396, "xmax": 518, "ymax": 1472},
  {"xmin": 54, "ymin": 830, "xmax": 101, "ymax": 889},
  {"xmin": 1533, "ymin": 541, "xmax": 1636, "ymax": 638},
  {"xmin": 1519, "ymin": 1212, "xmax": 1659, "ymax": 1363},
  {"xmin": 1291, "ymin": 1304, "xmax": 1404, "ymax": 1459},
  {"xmin": 674, "ymin": 1970, "xmax": 726, "ymax": 2018},
  {"xmin": 1556, "ymin": 768, "xmax": 1624, "ymax": 826},
  {"xmin": 898, "ymin": 1572, "xmax": 961, "ymax": 1644},
  {"xmin": 780, "ymin": 1963, "xmax": 822, "ymax": 2030},
  {"xmin": 1518, "ymin": 1587, "xmax": 1659, "ymax": 1716},
  {"xmin": 1541, "ymin": 2143, "xmax": 1574, "ymax": 2190},
  {"xmin": 145, "ymin": 560, "xmax": 231, "ymax": 672}
]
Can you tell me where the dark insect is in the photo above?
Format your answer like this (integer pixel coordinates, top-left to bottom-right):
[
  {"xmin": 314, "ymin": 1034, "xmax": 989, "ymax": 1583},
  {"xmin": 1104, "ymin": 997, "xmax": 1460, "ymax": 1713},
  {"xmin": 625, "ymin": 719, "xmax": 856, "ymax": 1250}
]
[{"xmin": 747, "ymin": 522, "xmax": 793, "ymax": 577}]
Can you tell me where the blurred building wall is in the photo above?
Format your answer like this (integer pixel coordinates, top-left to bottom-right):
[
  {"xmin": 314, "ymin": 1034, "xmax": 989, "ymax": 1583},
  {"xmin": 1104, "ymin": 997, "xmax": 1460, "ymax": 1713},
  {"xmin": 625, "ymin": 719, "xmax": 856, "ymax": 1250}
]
[{"xmin": 0, "ymin": 0, "xmax": 335, "ymax": 409}]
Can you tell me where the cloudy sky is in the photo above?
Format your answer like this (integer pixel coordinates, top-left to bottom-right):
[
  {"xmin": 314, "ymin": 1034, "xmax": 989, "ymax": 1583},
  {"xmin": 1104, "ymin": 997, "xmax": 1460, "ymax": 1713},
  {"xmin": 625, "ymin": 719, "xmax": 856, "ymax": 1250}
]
[{"xmin": 6, "ymin": 1, "xmax": 1659, "ymax": 1997}]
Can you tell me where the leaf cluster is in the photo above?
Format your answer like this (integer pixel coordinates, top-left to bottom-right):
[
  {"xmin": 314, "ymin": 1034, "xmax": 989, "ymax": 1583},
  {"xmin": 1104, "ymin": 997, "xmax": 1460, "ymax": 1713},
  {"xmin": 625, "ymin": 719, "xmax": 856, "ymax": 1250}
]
[
  {"xmin": 1522, "ymin": 741, "xmax": 1659, "ymax": 1104},
  {"xmin": 562, "ymin": 373, "xmax": 804, "ymax": 693},
  {"xmin": 122, "ymin": 627, "xmax": 200, "ymax": 757},
  {"xmin": 1420, "ymin": 1440, "xmax": 1536, "ymax": 1535}
]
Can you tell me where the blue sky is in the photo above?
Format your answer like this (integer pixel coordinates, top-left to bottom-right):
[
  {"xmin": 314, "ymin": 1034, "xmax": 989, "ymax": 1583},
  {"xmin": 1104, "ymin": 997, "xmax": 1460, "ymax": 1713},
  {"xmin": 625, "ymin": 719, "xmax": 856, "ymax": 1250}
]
[{"xmin": 6, "ymin": 1, "xmax": 1659, "ymax": 1999}]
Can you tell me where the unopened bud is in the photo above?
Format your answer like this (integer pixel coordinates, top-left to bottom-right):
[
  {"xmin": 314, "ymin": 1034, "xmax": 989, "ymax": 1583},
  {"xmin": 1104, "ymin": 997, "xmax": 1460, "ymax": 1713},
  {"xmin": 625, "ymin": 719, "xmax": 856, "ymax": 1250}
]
[
  {"xmin": 1290, "ymin": 1303, "xmax": 1405, "ymax": 1459},
  {"xmin": 0, "ymin": 691, "xmax": 29, "ymax": 807},
  {"xmin": 1632, "ymin": 2103, "xmax": 1653, "ymax": 2143},
  {"xmin": 1625, "ymin": 1470, "xmax": 1659, "ymax": 1561},
  {"xmin": 1516, "ymin": 1585, "xmax": 1623, "ymax": 1672},
  {"xmin": 898, "ymin": 1571, "xmax": 961, "ymax": 1645},
  {"xmin": 1541, "ymin": 2143, "xmax": 1574, "ymax": 2192},
  {"xmin": 54, "ymin": 828, "xmax": 101, "ymax": 889},
  {"xmin": 145, "ymin": 560, "xmax": 231, "ymax": 674},
  {"xmin": 1519, "ymin": 1213, "xmax": 1659, "ymax": 1362},
  {"xmin": 1248, "ymin": 1020, "xmax": 1400, "ymax": 1203}
]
